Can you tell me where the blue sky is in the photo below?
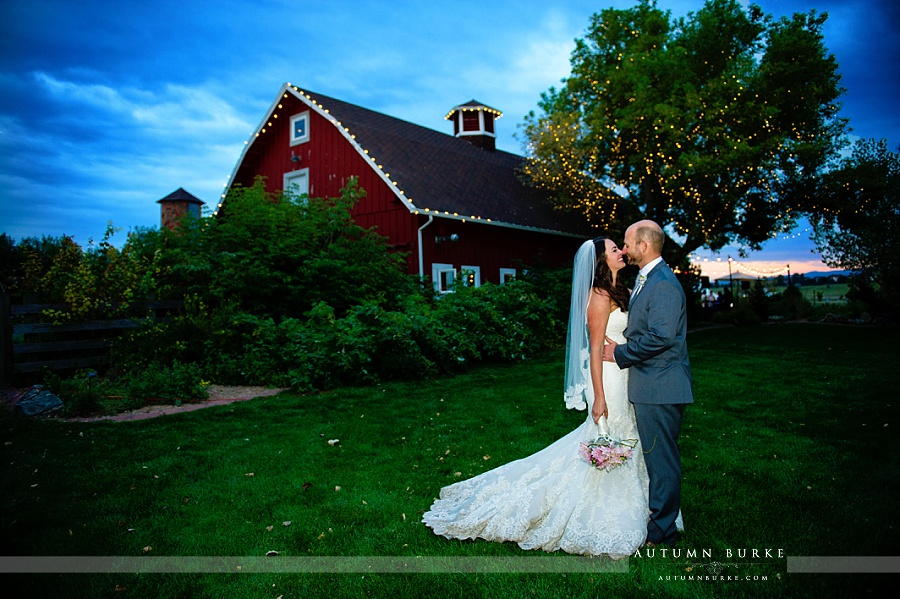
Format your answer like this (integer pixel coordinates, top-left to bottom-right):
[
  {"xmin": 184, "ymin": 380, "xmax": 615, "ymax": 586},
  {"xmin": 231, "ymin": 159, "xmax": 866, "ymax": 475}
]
[{"xmin": 1, "ymin": 0, "xmax": 897, "ymax": 278}]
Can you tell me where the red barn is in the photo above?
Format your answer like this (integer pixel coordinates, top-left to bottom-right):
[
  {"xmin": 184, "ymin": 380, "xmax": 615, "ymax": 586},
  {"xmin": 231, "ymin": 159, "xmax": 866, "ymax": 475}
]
[{"xmin": 222, "ymin": 83, "xmax": 590, "ymax": 292}]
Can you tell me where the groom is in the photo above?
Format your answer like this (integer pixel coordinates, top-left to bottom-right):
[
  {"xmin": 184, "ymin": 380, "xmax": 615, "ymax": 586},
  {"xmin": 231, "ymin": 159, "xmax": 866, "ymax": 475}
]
[{"xmin": 602, "ymin": 220, "xmax": 693, "ymax": 547}]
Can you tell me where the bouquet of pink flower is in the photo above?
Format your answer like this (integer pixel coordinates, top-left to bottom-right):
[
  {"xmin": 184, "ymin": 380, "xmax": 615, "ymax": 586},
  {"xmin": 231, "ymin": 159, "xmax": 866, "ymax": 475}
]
[{"xmin": 578, "ymin": 416, "xmax": 637, "ymax": 472}]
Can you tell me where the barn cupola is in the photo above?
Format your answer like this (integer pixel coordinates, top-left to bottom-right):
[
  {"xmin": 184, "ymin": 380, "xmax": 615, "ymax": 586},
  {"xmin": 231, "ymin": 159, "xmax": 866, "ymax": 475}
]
[{"xmin": 445, "ymin": 100, "xmax": 502, "ymax": 151}]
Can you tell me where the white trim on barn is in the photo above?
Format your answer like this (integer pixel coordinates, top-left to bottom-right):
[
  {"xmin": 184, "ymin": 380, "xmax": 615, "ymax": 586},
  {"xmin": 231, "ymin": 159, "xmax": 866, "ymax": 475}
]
[
  {"xmin": 289, "ymin": 111, "xmax": 310, "ymax": 146},
  {"xmin": 283, "ymin": 168, "xmax": 310, "ymax": 199},
  {"xmin": 432, "ymin": 263, "xmax": 456, "ymax": 294},
  {"xmin": 219, "ymin": 83, "xmax": 584, "ymax": 239}
]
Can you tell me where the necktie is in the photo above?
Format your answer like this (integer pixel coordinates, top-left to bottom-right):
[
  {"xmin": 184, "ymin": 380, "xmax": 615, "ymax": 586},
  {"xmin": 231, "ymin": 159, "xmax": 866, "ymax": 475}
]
[{"xmin": 631, "ymin": 274, "xmax": 646, "ymax": 300}]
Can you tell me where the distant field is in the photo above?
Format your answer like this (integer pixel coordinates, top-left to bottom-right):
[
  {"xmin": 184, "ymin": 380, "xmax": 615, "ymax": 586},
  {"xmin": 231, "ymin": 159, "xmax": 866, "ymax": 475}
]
[
  {"xmin": 790, "ymin": 282, "xmax": 850, "ymax": 304},
  {"xmin": 710, "ymin": 282, "xmax": 851, "ymax": 304}
]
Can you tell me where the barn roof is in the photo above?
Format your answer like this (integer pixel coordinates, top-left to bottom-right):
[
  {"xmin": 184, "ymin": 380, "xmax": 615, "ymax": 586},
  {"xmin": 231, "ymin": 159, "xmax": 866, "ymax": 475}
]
[{"xmin": 226, "ymin": 84, "xmax": 590, "ymax": 238}]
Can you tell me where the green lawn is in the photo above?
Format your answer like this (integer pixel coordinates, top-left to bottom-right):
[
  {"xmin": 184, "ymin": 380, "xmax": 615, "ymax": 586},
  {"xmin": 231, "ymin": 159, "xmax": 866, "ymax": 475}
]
[
  {"xmin": 798, "ymin": 282, "xmax": 850, "ymax": 304},
  {"xmin": 1, "ymin": 323, "xmax": 898, "ymax": 598}
]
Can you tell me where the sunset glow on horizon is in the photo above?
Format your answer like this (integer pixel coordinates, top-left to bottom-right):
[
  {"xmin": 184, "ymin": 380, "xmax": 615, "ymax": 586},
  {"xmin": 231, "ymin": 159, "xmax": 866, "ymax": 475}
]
[{"xmin": 695, "ymin": 259, "xmax": 840, "ymax": 281}]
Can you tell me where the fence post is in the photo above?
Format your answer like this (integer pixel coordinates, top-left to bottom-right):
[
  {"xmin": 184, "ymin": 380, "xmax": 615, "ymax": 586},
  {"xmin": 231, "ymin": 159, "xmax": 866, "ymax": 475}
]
[{"xmin": 0, "ymin": 292, "xmax": 11, "ymax": 388}]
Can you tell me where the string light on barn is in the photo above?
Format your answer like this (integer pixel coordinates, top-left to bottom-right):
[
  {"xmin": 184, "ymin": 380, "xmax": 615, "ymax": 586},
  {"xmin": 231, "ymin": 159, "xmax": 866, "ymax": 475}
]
[{"xmin": 217, "ymin": 84, "xmax": 512, "ymax": 225}]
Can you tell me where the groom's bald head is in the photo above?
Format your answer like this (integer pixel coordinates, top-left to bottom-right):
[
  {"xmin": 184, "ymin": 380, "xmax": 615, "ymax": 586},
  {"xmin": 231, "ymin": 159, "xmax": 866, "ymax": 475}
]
[
  {"xmin": 623, "ymin": 220, "xmax": 664, "ymax": 268},
  {"xmin": 632, "ymin": 220, "xmax": 664, "ymax": 254}
]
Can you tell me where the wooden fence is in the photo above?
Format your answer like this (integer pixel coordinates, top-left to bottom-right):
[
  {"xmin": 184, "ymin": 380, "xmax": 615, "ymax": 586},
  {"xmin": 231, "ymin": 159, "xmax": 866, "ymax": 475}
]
[{"xmin": 0, "ymin": 294, "xmax": 181, "ymax": 387}]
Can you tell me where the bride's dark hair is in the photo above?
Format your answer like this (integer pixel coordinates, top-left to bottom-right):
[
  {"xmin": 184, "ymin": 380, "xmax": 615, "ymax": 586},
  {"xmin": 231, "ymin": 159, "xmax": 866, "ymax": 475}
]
[{"xmin": 592, "ymin": 236, "xmax": 630, "ymax": 312}]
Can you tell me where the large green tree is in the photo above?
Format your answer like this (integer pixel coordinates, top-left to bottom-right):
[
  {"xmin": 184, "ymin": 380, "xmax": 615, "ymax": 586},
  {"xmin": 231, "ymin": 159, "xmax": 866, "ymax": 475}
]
[
  {"xmin": 520, "ymin": 0, "xmax": 847, "ymax": 261},
  {"xmin": 812, "ymin": 138, "xmax": 900, "ymax": 302}
]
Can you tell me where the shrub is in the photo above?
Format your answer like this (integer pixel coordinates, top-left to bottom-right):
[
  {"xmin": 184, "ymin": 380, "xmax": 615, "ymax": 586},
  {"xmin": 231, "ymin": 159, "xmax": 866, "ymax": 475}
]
[
  {"xmin": 281, "ymin": 300, "xmax": 445, "ymax": 392},
  {"xmin": 768, "ymin": 284, "xmax": 814, "ymax": 320},
  {"xmin": 109, "ymin": 265, "xmax": 571, "ymax": 393},
  {"xmin": 124, "ymin": 361, "xmax": 208, "ymax": 402},
  {"xmin": 153, "ymin": 178, "xmax": 417, "ymax": 319},
  {"xmin": 748, "ymin": 279, "xmax": 769, "ymax": 321},
  {"xmin": 14, "ymin": 176, "xmax": 575, "ymax": 397},
  {"xmin": 276, "ymin": 279, "xmax": 563, "ymax": 392},
  {"xmin": 40, "ymin": 363, "xmax": 208, "ymax": 415},
  {"xmin": 845, "ymin": 274, "xmax": 895, "ymax": 318},
  {"xmin": 711, "ymin": 301, "xmax": 761, "ymax": 326},
  {"xmin": 41, "ymin": 369, "xmax": 105, "ymax": 416},
  {"xmin": 435, "ymin": 280, "xmax": 558, "ymax": 362}
]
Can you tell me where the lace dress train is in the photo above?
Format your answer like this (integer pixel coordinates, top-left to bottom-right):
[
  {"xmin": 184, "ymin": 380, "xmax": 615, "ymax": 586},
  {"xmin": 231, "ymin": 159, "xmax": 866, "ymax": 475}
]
[{"xmin": 422, "ymin": 310, "xmax": 651, "ymax": 557}]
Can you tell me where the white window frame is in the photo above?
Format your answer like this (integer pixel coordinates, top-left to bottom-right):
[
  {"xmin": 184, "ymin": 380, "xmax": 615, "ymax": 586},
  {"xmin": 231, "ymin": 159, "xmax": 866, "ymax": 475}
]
[
  {"xmin": 432, "ymin": 263, "xmax": 456, "ymax": 294},
  {"xmin": 499, "ymin": 268, "xmax": 516, "ymax": 285},
  {"xmin": 290, "ymin": 111, "xmax": 310, "ymax": 146},
  {"xmin": 283, "ymin": 168, "xmax": 310, "ymax": 200},
  {"xmin": 461, "ymin": 265, "xmax": 481, "ymax": 288}
]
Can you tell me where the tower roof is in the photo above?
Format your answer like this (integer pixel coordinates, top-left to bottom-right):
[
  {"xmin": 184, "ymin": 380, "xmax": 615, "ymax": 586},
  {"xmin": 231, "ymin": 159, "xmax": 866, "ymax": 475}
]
[
  {"xmin": 445, "ymin": 100, "xmax": 502, "ymax": 120},
  {"xmin": 157, "ymin": 187, "xmax": 205, "ymax": 205}
]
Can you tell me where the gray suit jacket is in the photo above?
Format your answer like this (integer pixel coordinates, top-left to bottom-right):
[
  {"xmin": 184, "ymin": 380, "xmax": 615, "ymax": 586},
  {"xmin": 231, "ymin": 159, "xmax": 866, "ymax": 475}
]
[{"xmin": 614, "ymin": 261, "xmax": 694, "ymax": 405}]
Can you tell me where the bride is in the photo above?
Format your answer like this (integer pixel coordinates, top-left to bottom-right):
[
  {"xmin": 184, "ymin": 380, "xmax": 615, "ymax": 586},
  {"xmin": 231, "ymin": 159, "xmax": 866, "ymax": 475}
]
[{"xmin": 423, "ymin": 237, "xmax": 661, "ymax": 557}]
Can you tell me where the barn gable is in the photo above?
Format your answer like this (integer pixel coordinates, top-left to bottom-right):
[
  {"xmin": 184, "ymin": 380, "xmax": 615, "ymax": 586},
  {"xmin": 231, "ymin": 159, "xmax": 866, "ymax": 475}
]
[
  {"xmin": 222, "ymin": 83, "xmax": 590, "ymax": 285},
  {"xmin": 225, "ymin": 83, "xmax": 587, "ymax": 234}
]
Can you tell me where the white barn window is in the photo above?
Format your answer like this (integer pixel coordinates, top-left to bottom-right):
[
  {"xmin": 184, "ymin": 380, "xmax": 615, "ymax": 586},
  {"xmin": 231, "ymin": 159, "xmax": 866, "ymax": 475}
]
[
  {"xmin": 432, "ymin": 263, "xmax": 456, "ymax": 294},
  {"xmin": 499, "ymin": 268, "xmax": 516, "ymax": 284},
  {"xmin": 290, "ymin": 111, "xmax": 310, "ymax": 146}
]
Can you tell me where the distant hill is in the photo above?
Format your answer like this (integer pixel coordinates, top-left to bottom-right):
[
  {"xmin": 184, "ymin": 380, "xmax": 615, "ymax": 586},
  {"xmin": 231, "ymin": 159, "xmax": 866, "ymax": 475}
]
[
  {"xmin": 706, "ymin": 269, "xmax": 857, "ymax": 284},
  {"xmin": 798, "ymin": 270, "xmax": 857, "ymax": 279}
]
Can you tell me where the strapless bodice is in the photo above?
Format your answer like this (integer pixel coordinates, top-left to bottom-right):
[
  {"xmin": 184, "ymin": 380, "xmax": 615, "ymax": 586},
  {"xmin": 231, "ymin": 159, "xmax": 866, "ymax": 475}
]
[{"xmin": 605, "ymin": 309, "xmax": 627, "ymax": 345}]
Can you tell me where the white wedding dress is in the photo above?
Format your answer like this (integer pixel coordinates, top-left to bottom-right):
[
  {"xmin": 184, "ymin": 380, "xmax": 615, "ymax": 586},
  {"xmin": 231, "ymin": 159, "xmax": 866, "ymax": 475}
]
[{"xmin": 422, "ymin": 309, "xmax": 651, "ymax": 558}]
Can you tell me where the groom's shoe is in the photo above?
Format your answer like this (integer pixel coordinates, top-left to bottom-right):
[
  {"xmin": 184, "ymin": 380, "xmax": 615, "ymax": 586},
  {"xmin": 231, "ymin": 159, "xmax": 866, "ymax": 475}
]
[
  {"xmin": 644, "ymin": 532, "xmax": 681, "ymax": 548},
  {"xmin": 659, "ymin": 532, "xmax": 682, "ymax": 547}
]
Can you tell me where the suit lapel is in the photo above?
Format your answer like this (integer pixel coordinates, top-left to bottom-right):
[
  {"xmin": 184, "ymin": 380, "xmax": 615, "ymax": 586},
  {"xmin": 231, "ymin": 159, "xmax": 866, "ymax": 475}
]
[
  {"xmin": 626, "ymin": 269, "xmax": 648, "ymax": 339},
  {"xmin": 630, "ymin": 261, "xmax": 666, "ymax": 309}
]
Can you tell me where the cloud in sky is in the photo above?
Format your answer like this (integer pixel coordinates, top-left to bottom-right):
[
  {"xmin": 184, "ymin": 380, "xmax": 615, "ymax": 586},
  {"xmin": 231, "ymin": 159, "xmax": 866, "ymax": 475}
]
[{"xmin": 1, "ymin": 0, "xmax": 897, "ymax": 270}]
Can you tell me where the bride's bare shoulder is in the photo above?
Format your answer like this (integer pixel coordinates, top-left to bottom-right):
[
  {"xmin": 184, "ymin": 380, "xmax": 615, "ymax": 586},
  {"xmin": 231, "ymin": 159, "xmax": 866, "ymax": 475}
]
[
  {"xmin": 592, "ymin": 287, "xmax": 620, "ymax": 313},
  {"xmin": 591, "ymin": 287, "xmax": 611, "ymax": 302}
]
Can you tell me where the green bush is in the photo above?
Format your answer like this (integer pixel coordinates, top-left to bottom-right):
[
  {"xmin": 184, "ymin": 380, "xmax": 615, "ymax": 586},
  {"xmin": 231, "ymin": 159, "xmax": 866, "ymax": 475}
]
[
  {"xmin": 748, "ymin": 279, "xmax": 769, "ymax": 321},
  {"xmin": 152, "ymin": 177, "xmax": 417, "ymax": 319},
  {"xmin": 40, "ymin": 362, "xmax": 207, "ymax": 414},
  {"xmin": 768, "ymin": 284, "xmax": 814, "ymax": 320},
  {"xmin": 124, "ymin": 361, "xmax": 208, "ymax": 402},
  {"xmin": 2, "ymin": 225, "xmax": 161, "ymax": 321},
  {"xmin": 711, "ymin": 300, "xmax": 762, "ymax": 326},
  {"xmin": 109, "ymin": 268, "xmax": 569, "ymax": 393},
  {"xmin": 515, "ymin": 266, "xmax": 571, "ymax": 341},
  {"xmin": 280, "ymin": 281, "xmax": 557, "ymax": 392},
  {"xmin": 14, "ymin": 178, "xmax": 574, "ymax": 401},
  {"xmin": 41, "ymin": 369, "xmax": 105, "ymax": 416}
]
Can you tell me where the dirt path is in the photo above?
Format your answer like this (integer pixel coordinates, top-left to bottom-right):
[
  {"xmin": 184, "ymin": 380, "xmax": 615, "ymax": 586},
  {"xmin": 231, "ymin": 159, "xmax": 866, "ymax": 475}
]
[{"xmin": 63, "ymin": 385, "xmax": 289, "ymax": 423}]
